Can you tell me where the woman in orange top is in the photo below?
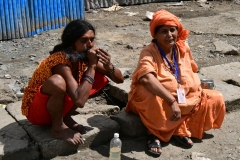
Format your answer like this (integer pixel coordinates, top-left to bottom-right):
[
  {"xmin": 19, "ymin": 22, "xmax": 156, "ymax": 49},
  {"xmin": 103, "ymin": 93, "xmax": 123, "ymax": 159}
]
[
  {"xmin": 21, "ymin": 20, "xmax": 124, "ymax": 145},
  {"xmin": 126, "ymin": 10, "xmax": 225, "ymax": 156}
]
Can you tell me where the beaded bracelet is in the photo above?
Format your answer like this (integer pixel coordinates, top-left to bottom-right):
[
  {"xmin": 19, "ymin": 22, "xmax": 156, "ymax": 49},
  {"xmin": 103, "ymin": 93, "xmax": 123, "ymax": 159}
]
[
  {"xmin": 84, "ymin": 77, "xmax": 94, "ymax": 85},
  {"xmin": 85, "ymin": 74, "xmax": 95, "ymax": 83},
  {"xmin": 108, "ymin": 64, "xmax": 115, "ymax": 74}
]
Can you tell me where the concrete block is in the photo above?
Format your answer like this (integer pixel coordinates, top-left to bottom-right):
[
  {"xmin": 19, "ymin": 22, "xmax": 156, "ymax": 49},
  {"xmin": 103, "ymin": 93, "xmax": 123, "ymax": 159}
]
[
  {"xmin": 109, "ymin": 79, "xmax": 131, "ymax": 103},
  {"xmin": 213, "ymin": 41, "xmax": 239, "ymax": 55},
  {"xmin": 72, "ymin": 114, "xmax": 120, "ymax": 148},
  {"xmin": 111, "ymin": 108, "xmax": 147, "ymax": 137},
  {"xmin": 1, "ymin": 106, "xmax": 39, "ymax": 160},
  {"xmin": 199, "ymin": 62, "xmax": 240, "ymax": 111},
  {"xmin": 7, "ymin": 101, "xmax": 119, "ymax": 159},
  {"xmin": 76, "ymin": 104, "xmax": 120, "ymax": 116}
]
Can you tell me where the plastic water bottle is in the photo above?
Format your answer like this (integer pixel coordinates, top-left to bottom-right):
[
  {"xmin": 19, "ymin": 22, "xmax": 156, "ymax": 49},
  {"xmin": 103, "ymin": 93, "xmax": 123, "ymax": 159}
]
[{"xmin": 109, "ymin": 133, "xmax": 122, "ymax": 160}]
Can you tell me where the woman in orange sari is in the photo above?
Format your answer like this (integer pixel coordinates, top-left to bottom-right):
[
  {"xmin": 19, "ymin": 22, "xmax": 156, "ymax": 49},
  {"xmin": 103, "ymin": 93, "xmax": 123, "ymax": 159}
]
[{"xmin": 126, "ymin": 10, "xmax": 225, "ymax": 156}]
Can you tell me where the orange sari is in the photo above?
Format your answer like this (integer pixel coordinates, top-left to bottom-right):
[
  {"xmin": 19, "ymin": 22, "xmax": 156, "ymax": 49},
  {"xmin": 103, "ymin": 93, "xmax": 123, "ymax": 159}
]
[{"xmin": 126, "ymin": 43, "xmax": 225, "ymax": 142}]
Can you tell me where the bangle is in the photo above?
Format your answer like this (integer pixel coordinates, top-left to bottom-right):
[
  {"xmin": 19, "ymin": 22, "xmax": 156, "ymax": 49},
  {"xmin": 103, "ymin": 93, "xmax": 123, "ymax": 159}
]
[
  {"xmin": 168, "ymin": 99, "xmax": 176, "ymax": 106},
  {"xmin": 108, "ymin": 63, "xmax": 115, "ymax": 74},
  {"xmin": 84, "ymin": 77, "xmax": 94, "ymax": 84},
  {"xmin": 85, "ymin": 74, "xmax": 95, "ymax": 83}
]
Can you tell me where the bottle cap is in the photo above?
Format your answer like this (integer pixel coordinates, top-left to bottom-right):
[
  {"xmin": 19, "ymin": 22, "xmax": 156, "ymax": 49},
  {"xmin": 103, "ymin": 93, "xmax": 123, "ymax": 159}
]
[{"xmin": 114, "ymin": 133, "xmax": 119, "ymax": 138}]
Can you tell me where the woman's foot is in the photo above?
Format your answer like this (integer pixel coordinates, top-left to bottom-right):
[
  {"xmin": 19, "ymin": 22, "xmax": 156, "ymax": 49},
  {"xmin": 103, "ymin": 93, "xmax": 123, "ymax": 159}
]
[
  {"xmin": 147, "ymin": 134, "xmax": 162, "ymax": 156},
  {"xmin": 51, "ymin": 123, "xmax": 84, "ymax": 145},
  {"xmin": 173, "ymin": 136, "xmax": 193, "ymax": 148},
  {"xmin": 63, "ymin": 116, "xmax": 86, "ymax": 134}
]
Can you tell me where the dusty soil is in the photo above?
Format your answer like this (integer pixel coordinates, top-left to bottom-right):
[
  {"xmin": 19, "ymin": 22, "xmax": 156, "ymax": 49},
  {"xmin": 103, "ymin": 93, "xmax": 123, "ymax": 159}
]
[{"xmin": 0, "ymin": 1, "xmax": 240, "ymax": 160}]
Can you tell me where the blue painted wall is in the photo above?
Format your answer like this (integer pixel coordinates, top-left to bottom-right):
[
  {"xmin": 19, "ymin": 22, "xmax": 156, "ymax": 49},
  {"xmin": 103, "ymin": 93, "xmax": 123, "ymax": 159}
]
[{"xmin": 0, "ymin": 0, "xmax": 85, "ymax": 40}]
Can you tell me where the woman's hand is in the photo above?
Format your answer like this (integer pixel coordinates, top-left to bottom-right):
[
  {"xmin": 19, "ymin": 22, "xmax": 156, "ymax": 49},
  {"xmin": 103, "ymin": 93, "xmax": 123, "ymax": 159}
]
[
  {"xmin": 170, "ymin": 102, "xmax": 181, "ymax": 121},
  {"xmin": 96, "ymin": 48, "xmax": 113, "ymax": 72},
  {"xmin": 87, "ymin": 46, "xmax": 99, "ymax": 66}
]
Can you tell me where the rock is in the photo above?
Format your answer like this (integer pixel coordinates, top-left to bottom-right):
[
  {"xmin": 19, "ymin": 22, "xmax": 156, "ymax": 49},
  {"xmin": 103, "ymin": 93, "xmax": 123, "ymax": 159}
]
[
  {"xmin": 0, "ymin": 105, "xmax": 39, "ymax": 160},
  {"xmin": 30, "ymin": 57, "xmax": 35, "ymax": 61},
  {"xmin": 213, "ymin": 41, "xmax": 239, "ymax": 55},
  {"xmin": 111, "ymin": 108, "xmax": 147, "ymax": 137},
  {"xmin": 109, "ymin": 79, "xmax": 131, "ymax": 103},
  {"xmin": 76, "ymin": 104, "xmax": 120, "ymax": 116},
  {"xmin": 16, "ymin": 92, "xmax": 24, "ymax": 98},
  {"xmin": 0, "ymin": 96, "xmax": 15, "ymax": 104},
  {"xmin": 126, "ymin": 44, "xmax": 134, "ymax": 49},
  {"xmin": 7, "ymin": 101, "xmax": 119, "ymax": 159},
  {"xmin": 120, "ymin": 68, "xmax": 134, "ymax": 79},
  {"xmin": 4, "ymin": 74, "xmax": 11, "ymax": 79},
  {"xmin": 191, "ymin": 152, "xmax": 211, "ymax": 160},
  {"xmin": 113, "ymin": 40, "xmax": 124, "ymax": 45},
  {"xmin": 29, "ymin": 54, "xmax": 36, "ymax": 58}
]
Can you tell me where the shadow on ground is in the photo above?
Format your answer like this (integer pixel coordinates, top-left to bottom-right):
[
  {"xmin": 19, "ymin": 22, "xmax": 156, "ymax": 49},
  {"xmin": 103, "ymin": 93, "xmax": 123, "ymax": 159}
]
[{"xmin": 0, "ymin": 120, "xmax": 39, "ymax": 159}]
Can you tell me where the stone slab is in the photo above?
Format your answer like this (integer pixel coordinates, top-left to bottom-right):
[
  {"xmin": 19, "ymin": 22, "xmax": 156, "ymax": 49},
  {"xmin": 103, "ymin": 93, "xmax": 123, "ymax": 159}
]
[
  {"xmin": 183, "ymin": 11, "xmax": 240, "ymax": 35},
  {"xmin": 199, "ymin": 62, "xmax": 240, "ymax": 111},
  {"xmin": 109, "ymin": 79, "xmax": 131, "ymax": 103},
  {"xmin": 111, "ymin": 108, "xmax": 147, "ymax": 137},
  {"xmin": 76, "ymin": 104, "xmax": 120, "ymax": 116},
  {"xmin": 0, "ymin": 106, "xmax": 39, "ymax": 160},
  {"xmin": 213, "ymin": 40, "xmax": 239, "ymax": 55},
  {"xmin": 6, "ymin": 101, "xmax": 119, "ymax": 159}
]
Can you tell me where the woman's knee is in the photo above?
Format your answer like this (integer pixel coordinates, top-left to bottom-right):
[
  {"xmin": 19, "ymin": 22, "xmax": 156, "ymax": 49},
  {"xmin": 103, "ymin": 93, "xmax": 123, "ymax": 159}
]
[{"xmin": 41, "ymin": 74, "xmax": 66, "ymax": 95}]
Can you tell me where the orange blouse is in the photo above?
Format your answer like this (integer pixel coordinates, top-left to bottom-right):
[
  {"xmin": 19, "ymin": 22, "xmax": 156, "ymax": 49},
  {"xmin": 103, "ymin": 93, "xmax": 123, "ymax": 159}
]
[
  {"xmin": 21, "ymin": 51, "xmax": 87, "ymax": 116},
  {"xmin": 126, "ymin": 42, "xmax": 201, "ymax": 115}
]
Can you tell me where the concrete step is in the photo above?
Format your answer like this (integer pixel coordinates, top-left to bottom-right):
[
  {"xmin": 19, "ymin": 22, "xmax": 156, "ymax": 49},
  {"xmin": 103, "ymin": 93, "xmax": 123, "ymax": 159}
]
[
  {"xmin": 6, "ymin": 101, "xmax": 120, "ymax": 159},
  {"xmin": 0, "ymin": 106, "xmax": 39, "ymax": 160}
]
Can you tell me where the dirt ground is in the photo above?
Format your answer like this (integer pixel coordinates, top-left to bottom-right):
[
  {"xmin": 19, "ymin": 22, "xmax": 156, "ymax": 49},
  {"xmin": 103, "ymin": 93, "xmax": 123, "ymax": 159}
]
[{"xmin": 0, "ymin": 1, "xmax": 240, "ymax": 159}]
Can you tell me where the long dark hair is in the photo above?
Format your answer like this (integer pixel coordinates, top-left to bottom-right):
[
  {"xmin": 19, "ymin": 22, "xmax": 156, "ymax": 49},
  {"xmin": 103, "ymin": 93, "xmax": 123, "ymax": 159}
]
[{"xmin": 50, "ymin": 20, "xmax": 95, "ymax": 54}]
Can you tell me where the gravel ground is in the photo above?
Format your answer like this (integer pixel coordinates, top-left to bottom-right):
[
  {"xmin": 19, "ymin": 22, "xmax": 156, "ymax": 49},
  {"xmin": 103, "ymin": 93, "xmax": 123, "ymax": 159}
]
[{"xmin": 0, "ymin": 1, "xmax": 240, "ymax": 159}]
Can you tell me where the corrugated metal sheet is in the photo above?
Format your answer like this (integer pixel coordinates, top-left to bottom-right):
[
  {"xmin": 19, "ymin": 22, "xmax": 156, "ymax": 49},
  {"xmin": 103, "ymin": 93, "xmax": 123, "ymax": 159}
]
[
  {"xmin": 0, "ymin": 0, "xmax": 85, "ymax": 40},
  {"xmin": 85, "ymin": 0, "xmax": 180, "ymax": 9}
]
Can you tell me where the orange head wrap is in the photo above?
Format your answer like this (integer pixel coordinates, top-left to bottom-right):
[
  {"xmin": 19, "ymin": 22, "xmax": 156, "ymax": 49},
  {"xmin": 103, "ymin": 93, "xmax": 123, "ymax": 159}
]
[{"xmin": 150, "ymin": 10, "xmax": 190, "ymax": 55}]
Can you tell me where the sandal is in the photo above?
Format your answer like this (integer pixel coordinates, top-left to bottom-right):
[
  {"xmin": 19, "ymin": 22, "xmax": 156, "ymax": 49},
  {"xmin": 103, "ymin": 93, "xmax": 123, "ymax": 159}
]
[
  {"xmin": 173, "ymin": 136, "xmax": 193, "ymax": 148},
  {"xmin": 146, "ymin": 134, "xmax": 162, "ymax": 156}
]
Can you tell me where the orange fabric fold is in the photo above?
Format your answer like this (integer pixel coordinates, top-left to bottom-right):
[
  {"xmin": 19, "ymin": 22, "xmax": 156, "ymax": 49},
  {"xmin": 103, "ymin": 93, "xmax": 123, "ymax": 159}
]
[
  {"xmin": 150, "ymin": 9, "xmax": 190, "ymax": 56},
  {"xmin": 126, "ymin": 43, "xmax": 225, "ymax": 142}
]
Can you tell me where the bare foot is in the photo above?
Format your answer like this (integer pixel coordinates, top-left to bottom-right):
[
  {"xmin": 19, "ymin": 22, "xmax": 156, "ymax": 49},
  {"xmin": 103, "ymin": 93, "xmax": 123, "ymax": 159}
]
[
  {"xmin": 51, "ymin": 124, "xmax": 84, "ymax": 145},
  {"xmin": 63, "ymin": 116, "xmax": 86, "ymax": 134}
]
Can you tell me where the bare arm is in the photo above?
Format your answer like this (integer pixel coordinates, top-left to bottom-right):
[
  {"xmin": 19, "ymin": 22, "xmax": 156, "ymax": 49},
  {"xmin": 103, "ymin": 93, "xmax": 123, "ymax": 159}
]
[
  {"xmin": 52, "ymin": 47, "xmax": 99, "ymax": 108},
  {"xmin": 96, "ymin": 62, "xmax": 124, "ymax": 84},
  {"xmin": 52, "ymin": 64, "xmax": 96, "ymax": 108},
  {"xmin": 96, "ymin": 48, "xmax": 124, "ymax": 83},
  {"xmin": 139, "ymin": 73, "xmax": 181, "ymax": 121}
]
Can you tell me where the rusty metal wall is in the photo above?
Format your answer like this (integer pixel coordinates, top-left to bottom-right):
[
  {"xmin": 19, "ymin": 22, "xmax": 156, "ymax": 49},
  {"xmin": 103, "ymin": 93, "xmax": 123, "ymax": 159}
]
[{"xmin": 0, "ymin": 0, "xmax": 85, "ymax": 40}]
